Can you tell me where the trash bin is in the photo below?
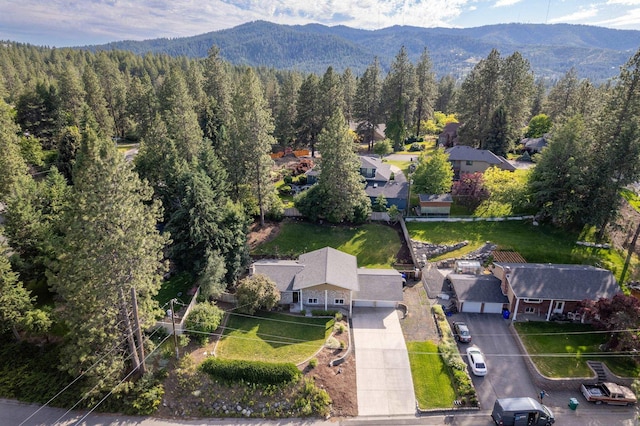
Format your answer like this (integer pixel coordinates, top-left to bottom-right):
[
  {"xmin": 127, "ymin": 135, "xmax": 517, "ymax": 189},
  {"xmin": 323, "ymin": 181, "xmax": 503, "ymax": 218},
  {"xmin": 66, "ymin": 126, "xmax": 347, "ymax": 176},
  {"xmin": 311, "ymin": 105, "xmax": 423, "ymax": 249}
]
[
  {"xmin": 502, "ymin": 309, "xmax": 510, "ymax": 319},
  {"xmin": 568, "ymin": 397, "xmax": 579, "ymax": 410}
]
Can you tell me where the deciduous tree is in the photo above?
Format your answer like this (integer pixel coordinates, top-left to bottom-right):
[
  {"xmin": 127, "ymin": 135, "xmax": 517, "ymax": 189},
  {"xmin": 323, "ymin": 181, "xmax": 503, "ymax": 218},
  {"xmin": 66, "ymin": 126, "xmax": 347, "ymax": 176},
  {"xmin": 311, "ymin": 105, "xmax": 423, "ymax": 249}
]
[
  {"xmin": 236, "ymin": 274, "xmax": 280, "ymax": 315},
  {"xmin": 452, "ymin": 172, "xmax": 490, "ymax": 212},
  {"xmin": 411, "ymin": 148, "xmax": 453, "ymax": 195}
]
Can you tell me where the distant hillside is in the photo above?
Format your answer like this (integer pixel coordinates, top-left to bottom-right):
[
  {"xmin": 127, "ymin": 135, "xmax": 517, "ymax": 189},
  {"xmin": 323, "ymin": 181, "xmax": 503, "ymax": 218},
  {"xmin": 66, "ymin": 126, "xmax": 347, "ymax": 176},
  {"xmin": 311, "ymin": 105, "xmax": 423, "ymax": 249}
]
[{"xmin": 86, "ymin": 21, "xmax": 640, "ymax": 82}]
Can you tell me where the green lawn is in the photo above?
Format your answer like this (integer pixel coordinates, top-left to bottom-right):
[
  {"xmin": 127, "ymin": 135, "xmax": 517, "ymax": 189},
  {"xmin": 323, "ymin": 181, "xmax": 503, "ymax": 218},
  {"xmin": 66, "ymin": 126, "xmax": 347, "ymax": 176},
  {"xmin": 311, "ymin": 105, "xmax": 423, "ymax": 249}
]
[
  {"xmin": 406, "ymin": 220, "xmax": 634, "ymax": 282},
  {"xmin": 156, "ymin": 272, "xmax": 196, "ymax": 308},
  {"xmin": 514, "ymin": 322, "xmax": 640, "ymax": 378},
  {"xmin": 252, "ymin": 222, "xmax": 401, "ymax": 268},
  {"xmin": 407, "ymin": 341, "xmax": 457, "ymax": 409},
  {"xmin": 216, "ymin": 311, "xmax": 334, "ymax": 363}
]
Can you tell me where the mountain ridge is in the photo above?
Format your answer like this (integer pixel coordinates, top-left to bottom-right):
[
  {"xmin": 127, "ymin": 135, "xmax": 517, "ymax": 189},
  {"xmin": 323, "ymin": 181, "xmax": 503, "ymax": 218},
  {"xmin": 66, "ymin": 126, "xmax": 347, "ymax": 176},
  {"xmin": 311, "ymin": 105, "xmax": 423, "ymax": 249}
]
[{"xmin": 84, "ymin": 21, "xmax": 640, "ymax": 82}]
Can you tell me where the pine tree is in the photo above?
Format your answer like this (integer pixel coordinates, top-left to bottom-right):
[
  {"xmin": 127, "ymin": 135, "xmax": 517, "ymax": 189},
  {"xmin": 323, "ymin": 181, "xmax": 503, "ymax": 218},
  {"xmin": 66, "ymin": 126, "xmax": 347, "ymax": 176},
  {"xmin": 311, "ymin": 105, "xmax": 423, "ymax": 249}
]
[
  {"xmin": 382, "ymin": 47, "xmax": 417, "ymax": 151},
  {"xmin": 316, "ymin": 108, "xmax": 371, "ymax": 223},
  {"xmin": 295, "ymin": 74, "xmax": 322, "ymax": 156},
  {"xmin": 229, "ymin": 68, "xmax": 277, "ymax": 226},
  {"xmin": 341, "ymin": 68, "xmax": 357, "ymax": 122},
  {"xmin": 51, "ymin": 128, "xmax": 168, "ymax": 391},
  {"xmin": 0, "ymin": 99, "xmax": 28, "ymax": 199},
  {"xmin": 83, "ymin": 66, "xmax": 115, "ymax": 138},
  {"xmin": 354, "ymin": 58, "xmax": 383, "ymax": 151},
  {"xmin": 483, "ymin": 105, "xmax": 510, "ymax": 157},
  {"xmin": 274, "ymin": 72, "xmax": 301, "ymax": 147},
  {"xmin": 414, "ymin": 48, "xmax": 437, "ymax": 138},
  {"xmin": 544, "ymin": 68, "xmax": 580, "ymax": 122}
]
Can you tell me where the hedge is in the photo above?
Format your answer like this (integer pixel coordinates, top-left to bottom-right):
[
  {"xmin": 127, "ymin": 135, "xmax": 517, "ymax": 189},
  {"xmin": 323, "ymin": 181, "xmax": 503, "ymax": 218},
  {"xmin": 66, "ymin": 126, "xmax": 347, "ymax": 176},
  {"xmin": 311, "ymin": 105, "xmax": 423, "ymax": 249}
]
[{"xmin": 200, "ymin": 358, "xmax": 301, "ymax": 385}]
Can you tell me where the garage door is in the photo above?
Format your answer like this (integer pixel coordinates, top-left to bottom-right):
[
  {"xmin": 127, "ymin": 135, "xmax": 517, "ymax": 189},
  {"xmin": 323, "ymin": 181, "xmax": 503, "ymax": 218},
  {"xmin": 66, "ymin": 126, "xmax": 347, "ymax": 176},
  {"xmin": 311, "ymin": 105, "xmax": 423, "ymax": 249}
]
[
  {"xmin": 353, "ymin": 300, "xmax": 375, "ymax": 307},
  {"xmin": 482, "ymin": 303, "xmax": 504, "ymax": 314},
  {"xmin": 375, "ymin": 301, "xmax": 397, "ymax": 308},
  {"xmin": 461, "ymin": 301, "xmax": 482, "ymax": 313}
]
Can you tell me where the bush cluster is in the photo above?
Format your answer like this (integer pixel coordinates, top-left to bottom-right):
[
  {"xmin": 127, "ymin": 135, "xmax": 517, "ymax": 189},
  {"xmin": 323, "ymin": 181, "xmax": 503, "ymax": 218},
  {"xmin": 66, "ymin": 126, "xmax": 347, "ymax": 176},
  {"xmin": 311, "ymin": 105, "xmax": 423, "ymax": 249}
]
[
  {"xmin": 431, "ymin": 305, "xmax": 479, "ymax": 405},
  {"xmin": 311, "ymin": 309, "xmax": 339, "ymax": 317},
  {"xmin": 294, "ymin": 378, "xmax": 332, "ymax": 417},
  {"xmin": 200, "ymin": 358, "xmax": 301, "ymax": 385}
]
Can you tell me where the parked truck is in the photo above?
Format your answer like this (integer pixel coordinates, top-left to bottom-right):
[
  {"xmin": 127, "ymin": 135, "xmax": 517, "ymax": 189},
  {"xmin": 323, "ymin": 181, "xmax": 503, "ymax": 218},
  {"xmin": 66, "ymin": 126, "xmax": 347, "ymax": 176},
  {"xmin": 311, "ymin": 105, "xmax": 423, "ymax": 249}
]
[
  {"xmin": 491, "ymin": 397, "xmax": 555, "ymax": 426},
  {"xmin": 580, "ymin": 382, "xmax": 637, "ymax": 406}
]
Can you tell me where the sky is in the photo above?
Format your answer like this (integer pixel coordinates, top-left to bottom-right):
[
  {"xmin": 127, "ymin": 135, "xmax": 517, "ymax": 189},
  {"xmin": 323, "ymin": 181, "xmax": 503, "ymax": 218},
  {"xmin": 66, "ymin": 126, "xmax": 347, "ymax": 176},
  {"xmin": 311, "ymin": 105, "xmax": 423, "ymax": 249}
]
[{"xmin": 1, "ymin": 0, "xmax": 640, "ymax": 47}]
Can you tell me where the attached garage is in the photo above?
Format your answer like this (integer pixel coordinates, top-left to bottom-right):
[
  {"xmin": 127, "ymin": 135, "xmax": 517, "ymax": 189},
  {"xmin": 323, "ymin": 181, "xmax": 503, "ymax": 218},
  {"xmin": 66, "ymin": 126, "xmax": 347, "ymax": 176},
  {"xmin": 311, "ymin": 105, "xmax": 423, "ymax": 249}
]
[
  {"xmin": 353, "ymin": 300, "xmax": 376, "ymax": 307},
  {"xmin": 460, "ymin": 301, "xmax": 482, "ymax": 313},
  {"xmin": 482, "ymin": 302, "xmax": 505, "ymax": 314},
  {"xmin": 353, "ymin": 269, "xmax": 404, "ymax": 309},
  {"xmin": 447, "ymin": 273, "xmax": 508, "ymax": 315}
]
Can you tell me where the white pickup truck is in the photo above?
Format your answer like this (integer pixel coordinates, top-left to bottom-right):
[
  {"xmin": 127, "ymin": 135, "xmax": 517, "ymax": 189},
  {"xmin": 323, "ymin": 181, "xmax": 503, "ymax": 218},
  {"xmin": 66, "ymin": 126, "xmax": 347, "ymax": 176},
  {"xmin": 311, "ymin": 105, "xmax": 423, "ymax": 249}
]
[{"xmin": 581, "ymin": 382, "xmax": 637, "ymax": 406}]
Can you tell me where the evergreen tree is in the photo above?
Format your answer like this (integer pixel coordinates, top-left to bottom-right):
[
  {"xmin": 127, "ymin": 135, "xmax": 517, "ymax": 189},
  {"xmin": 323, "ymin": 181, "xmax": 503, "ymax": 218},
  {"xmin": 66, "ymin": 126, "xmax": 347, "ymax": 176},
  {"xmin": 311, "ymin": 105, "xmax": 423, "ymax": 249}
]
[
  {"xmin": 544, "ymin": 68, "xmax": 580, "ymax": 122},
  {"xmin": 94, "ymin": 53, "xmax": 127, "ymax": 138},
  {"xmin": 125, "ymin": 74, "xmax": 157, "ymax": 141},
  {"xmin": 295, "ymin": 74, "xmax": 322, "ymax": 156},
  {"xmin": 530, "ymin": 78, "xmax": 547, "ymax": 117},
  {"xmin": 0, "ymin": 99, "xmax": 28, "ymax": 199},
  {"xmin": 414, "ymin": 48, "xmax": 437, "ymax": 138},
  {"xmin": 341, "ymin": 68, "xmax": 357, "ymax": 122},
  {"xmin": 51, "ymin": 128, "xmax": 167, "ymax": 391},
  {"xmin": 229, "ymin": 68, "xmax": 277, "ymax": 226},
  {"xmin": 315, "ymin": 109, "xmax": 371, "ymax": 223},
  {"xmin": 57, "ymin": 62, "xmax": 86, "ymax": 128},
  {"xmin": 83, "ymin": 66, "xmax": 115, "ymax": 138},
  {"xmin": 484, "ymin": 105, "xmax": 510, "ymax": 157},
  {"xmin": 456, "ymin": 49, "xmax": 503, "ymax": 148},
  {"xmin": 382, "ymin": 47, "xmax": 417, "ymax": 151},
  {"xmin": 15, "ymin": 82, "xmax": 60, "ymax": 149},
  {"xmin": 354, "ymin": 58, "xmax": 383, "ymax": 151},
  {"xmin": 528, "ymin": 115, "xmax": 590, "ymax": 227},
  {"xmin": 412, "ymin": 148, "xmax": 454, "ymax": 195},
  {"xmin": 435, "ymin": 75, "xmax": 457, "ymax": 114},
  {"xmin": 56, "ymin": 125, "xmax": 82, "ymax": 183},
  {"xmin": 500, "ymin": 52, "xmax": 534, "ymax": 144},
  {"xmin": 274, "ymin": 72, "xmax": 301, "ymax": 147}
]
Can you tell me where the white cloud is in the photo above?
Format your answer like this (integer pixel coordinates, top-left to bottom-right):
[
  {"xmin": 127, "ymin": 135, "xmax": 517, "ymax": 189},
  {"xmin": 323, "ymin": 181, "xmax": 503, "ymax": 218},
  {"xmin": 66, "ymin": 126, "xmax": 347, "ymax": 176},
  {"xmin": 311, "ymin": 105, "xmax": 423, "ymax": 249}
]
[
  {"xmin": 493, "ymin": 0, "xmax": 523, "ymax": 7},
  {"xmin": 548, "ymin": 4, "xmax": 599, "ymax": 23},
  {"xmin": 595, "ymin": 7, "xmax": 640, "ymax": 28},
  {"xmin": 606, "ymin": 0, "xmax": 640, "ymax": 5}
]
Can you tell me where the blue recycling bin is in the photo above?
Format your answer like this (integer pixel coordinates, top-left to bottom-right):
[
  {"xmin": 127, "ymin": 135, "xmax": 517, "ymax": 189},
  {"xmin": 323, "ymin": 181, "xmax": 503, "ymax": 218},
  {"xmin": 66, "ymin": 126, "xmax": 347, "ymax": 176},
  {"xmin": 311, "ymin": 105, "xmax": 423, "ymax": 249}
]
[
  {"xmin": 568, "ymin": 397, "xmax": 579, "ymax": 410},
  {"xmin": 502, "ymin": 309, "xmax": 510, "ymax": 319}
]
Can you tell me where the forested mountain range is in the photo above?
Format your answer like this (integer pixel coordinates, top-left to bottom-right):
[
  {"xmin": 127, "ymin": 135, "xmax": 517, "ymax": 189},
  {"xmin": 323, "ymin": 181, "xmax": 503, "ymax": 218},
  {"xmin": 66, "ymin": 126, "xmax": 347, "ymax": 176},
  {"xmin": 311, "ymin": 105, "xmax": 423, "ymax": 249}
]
[{"xmin": 87, "ymin": 20, "xmax": 640, "ymax": 82}]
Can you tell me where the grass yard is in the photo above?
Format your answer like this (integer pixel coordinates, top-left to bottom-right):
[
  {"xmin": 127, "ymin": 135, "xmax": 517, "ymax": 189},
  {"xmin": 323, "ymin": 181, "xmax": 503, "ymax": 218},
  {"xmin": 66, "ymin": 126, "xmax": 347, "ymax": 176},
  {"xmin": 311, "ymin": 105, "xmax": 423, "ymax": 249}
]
[
  {"xmin": 621, "ymin": 188, "xmax": 640, "ymax": 213},
  {"xmin": 406, "ymin": 221, "xmax": 632, "ymax": 281},
  {"xmin": 407, "ymin": 341, "xmax": 457, "ymax": 409},
  {"xmin": 216, "ymin": 311, "xmax": 334, "ymax": 364},
  {"xmin": 156, "ymin": 272, "xmax": 196, "ymax": 307},
  {"xmin": 252, "ymin": 222, "xmax": 401, "ymax": 268},
  {"xmin": 514, "ymin": 322, "xmax": 640, "ymax": 378}
]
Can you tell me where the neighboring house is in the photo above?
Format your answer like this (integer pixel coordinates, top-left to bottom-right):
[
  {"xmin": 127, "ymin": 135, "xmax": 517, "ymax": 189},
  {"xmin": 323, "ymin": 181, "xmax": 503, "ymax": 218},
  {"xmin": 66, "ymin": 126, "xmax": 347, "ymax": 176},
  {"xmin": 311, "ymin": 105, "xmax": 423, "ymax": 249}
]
[
  {"xmin": 418, "ymin": 193, "xmax": 453, "ymax": 216},
  {"xmin": 491, "ymin": 263, "xmax": 620, "ymax": 321},
  {"xmin": 251, "ymin": 247, "xmax": 404, "ymax": 315},
  {"xmin": 445, "ymin": 145, "xmax": 515, "ymax": 180},
  {"xmin": 446, "ymin": 274, "xmax": 509, "ymax": 314},
  {"xmin": 438, "ymin": 122, "xmax": 461, "ymax": 148},
  {"xmin": 349, "ymin": 121, "xmax": 387, "ymax": 143},
  {"xmin": 520, "ymin": 136, "xmax": 548, "ymax": 154},
  {"xmin": 360, "ymin": 156, "xmax": 409, "ymax": 210}
]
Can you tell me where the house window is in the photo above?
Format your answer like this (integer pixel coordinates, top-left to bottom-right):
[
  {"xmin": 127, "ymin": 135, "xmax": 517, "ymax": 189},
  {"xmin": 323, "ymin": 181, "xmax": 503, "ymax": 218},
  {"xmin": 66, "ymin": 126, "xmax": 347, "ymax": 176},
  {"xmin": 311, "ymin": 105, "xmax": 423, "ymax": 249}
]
[
  {"xmin": 466, "ymin": 160, "xmax": 473, "ymax": 166},
  {"xmin": 523, "ymin": 298, "xmax": 543, "ymax": 304},
  {"xmin": 525, "ymin": 307, "xmax": 536, "ymax": 313},
  {"xmin": 334, "ymin": 299, "xmax": 345, "ymax": 305},
  {"xmin": 307, "ymin": 298, "xmax": 318, "ymax": 304}
]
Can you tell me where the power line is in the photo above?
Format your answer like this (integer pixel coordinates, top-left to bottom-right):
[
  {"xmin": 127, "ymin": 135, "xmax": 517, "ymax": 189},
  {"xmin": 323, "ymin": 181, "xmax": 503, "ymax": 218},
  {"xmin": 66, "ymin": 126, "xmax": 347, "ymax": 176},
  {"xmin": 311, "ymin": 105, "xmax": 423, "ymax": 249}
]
[{"xmin": 72, "ymin": 334, "xmax": 172, "ymax": 426}]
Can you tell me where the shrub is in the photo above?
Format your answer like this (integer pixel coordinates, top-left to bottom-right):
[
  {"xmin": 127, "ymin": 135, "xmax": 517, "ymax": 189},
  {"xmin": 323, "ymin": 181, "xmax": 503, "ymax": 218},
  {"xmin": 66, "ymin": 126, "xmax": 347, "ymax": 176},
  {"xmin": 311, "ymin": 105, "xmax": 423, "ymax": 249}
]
[
  {"xmin": 308, "ymin": 358, "xmax": 318, "ymax": 368},
  {"xmin": 200, "ymin": 358, "xmax": 301, "ymax": 385},
  {"xmin": 278, "ymin": 185, "xmax": 292, "ymax": 195},
  {"xmin": 409, "ymin": 142, "xmax": 424, "ymax": 152},
  {"xmin": 334, "ymin": 323, "xmax": 347, "ymax": 334},
  {"xmin": 325, "ymin": 336, "xmax": 340, "ymax": 349},
  {"xmin": 294, "ymin": 378, "xmax": 332, "ymax": 417},
  {"xmin": 334, "ymin": 312, "xmax": 343, "ymax": 321},
  {"xmin": 311, "ymin": 309, "xmax": 338, "ymax": 317},
  {"xmin": 283, "ymin": 175, "xmax": 293, "ymax": 184},
  {"xmin": 184, "ymin": 302, "xmax": 224, "ymax": 345}
]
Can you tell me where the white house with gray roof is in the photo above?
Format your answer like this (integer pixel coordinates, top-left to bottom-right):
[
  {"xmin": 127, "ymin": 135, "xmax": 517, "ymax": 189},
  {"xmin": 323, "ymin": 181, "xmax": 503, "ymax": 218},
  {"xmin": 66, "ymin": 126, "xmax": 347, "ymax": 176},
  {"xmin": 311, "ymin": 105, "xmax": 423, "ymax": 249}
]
[
  {"xmin": 251, "ymin": 247, "xmax": 404, "ymax": 315},
  {"xmin": 491, "ymin": 263, "xmax": 620, "ymax": 321}
]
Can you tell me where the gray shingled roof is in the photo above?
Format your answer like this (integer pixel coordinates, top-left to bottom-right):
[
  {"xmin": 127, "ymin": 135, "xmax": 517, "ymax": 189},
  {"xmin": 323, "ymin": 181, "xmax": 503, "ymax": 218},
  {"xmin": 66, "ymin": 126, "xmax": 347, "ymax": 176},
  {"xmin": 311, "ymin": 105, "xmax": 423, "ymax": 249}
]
[
  {"xmin": 447, "ymin": 274, "xmax": 509, "ymax": 304},
  {"xmin": 360, "ymin": 156, "xmax": 393, "ymax": 182},
  {"xmin": 294, "ymin": 247, "xmax": 359, "ymax": 291},
  {"xmin": 445, "ymin": 146, "xmax": 516, "ymax": 171},
  {"xmin": 252, "ymin": 260, "xmax": 304, "ymax": 292},
  {"xmin": 495, "ymin": 263, "xmax": 620, "ymax": 301},
  {"xmin": 354, "ymin": 268, "xmax": 404, "ymax": 302}
]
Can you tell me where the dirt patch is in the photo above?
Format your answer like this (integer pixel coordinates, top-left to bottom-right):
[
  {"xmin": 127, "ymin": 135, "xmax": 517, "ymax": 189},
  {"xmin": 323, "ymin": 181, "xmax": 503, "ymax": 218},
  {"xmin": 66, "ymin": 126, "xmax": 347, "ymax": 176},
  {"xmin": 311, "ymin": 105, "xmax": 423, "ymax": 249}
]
[
  {"xmin": 400, "ymin": 281, "xmax": 440, "ymax": 343},
  {"xmin": 247, "ymin": 221, "xmax": 282, "ymax": 250}
]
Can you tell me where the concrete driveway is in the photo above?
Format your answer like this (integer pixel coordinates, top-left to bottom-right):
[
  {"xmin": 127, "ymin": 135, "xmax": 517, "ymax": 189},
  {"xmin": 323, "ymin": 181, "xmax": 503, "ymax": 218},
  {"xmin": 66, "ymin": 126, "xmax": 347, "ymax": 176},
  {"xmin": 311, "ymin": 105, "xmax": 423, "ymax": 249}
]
[{"xmin": 352, "ymin": 307, "xmax": 416, "ymax": 416}]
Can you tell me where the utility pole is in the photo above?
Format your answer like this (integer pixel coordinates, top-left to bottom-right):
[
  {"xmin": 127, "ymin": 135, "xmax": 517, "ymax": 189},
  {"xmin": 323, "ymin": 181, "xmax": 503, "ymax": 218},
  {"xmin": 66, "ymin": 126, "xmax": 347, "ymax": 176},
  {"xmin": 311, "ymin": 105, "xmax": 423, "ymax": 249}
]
[
  {"xmin": 170, "ymin": 298, "xmax": 179, "ymax": 359},
  {"xmin": 119, "ymin": 287, "xmax": 141, "ymax": 372},
  {"xmin": 131, "ymin": 287, "xmax": 146, "ymax": 375}
]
